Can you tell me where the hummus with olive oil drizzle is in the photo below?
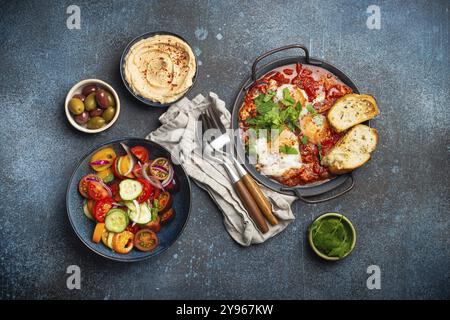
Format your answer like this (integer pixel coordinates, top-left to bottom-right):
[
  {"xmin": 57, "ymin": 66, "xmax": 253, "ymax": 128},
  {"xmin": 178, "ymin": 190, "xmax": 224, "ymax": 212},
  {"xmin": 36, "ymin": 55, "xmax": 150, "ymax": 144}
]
[{"xmin": 123, "ymin": 34, "xmax": 196, "ymax": 104}]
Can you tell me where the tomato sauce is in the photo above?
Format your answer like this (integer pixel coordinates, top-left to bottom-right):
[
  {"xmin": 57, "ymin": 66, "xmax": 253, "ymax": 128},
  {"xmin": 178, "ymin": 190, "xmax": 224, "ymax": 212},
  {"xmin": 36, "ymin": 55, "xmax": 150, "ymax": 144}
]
[{"xmin": 239, "ymin": 63, "xmax": 352, "ymax": 186}]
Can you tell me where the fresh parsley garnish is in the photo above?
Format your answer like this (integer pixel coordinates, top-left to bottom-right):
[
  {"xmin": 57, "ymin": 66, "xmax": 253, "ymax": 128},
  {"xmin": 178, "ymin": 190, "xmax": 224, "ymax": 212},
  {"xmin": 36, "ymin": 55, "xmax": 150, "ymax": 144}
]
[
  {"xmin": 280, "ymin": 88, "xmax": 296, "ymax": 107},
  {"xmin": 245, "ymin": 91, "xmax": 302, "ymax": 132},
  {"xmin": 301, "ymin": 136, "xmax": 308, "ymax": 145},
  {"xmin": 245, "ymin": 117, "xmax": 258, "ymax": 125},
  {"xmin": 279, "ymin": 145, "xmax": 298, "ymax": 154},
  {"xmin": 306, "ymin": 104, "xmax": 316, "ymax": 114},
  {"xmin": 263, "ymin": 90, "xmax": 276, "ymax": 102},
  {"xmin": 151, "ymin": 199, "xmax": 160, "ymax": 220},
  {"xmin": 286, "ymin": 122, "xmax": 296, "ymax": 132},
  {"xmin": 254, "ymin": 93, "xmax": 277, "ymax": 115}
]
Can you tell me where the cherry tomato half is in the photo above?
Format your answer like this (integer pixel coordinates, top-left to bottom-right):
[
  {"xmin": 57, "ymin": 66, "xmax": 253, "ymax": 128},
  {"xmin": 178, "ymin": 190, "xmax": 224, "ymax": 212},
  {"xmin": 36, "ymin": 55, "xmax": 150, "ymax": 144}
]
[
  {"xmin": 283, "ymin": 68, "xmax": 294, "ymax": 75},
  {"xmin": 79, "ymin": 174, "xmax": 101, "ymax": 198},
  {"xmin": 111, "ymin": 157, "xmax": 122, "ymax": 179},
  {"xmin": 131, "ymin": 146, "xmax": 149, "ymax": 163},
  {"xmin": 165, "ymin": 175, "xmax": 179, "ymax": 193},
  {"xmin": 126, "ymin": 224, "xmax": 140, "ymax": 234},
  {"xmin": 112, "ymin": 231, "xmax": 134, "ymax": 254},
  {"xmin": 86, "ymin": 199, "xmax": 96, "ymax": 215},
  {"xmin": 136, "ymin": 178, "xmax": 153, "ymax": 203},
  {"xmin": 150, "ymin": 158, "xmax": 170, "ymax": 181},
  {"xmin": 157, "ymin": 191, "xmax": 172, "ymax": 213},
  {"xmin": 92, "ymin": 223, "xmax": 105, "ymax": 243},
  {"xmin": 145, "ymin": 215, "xmax": 161, "ymax": 233},
  {"xmin": 134, "ymin": 229, "xmax": 158, "ymax": 252},
  {"xmin": 160, "ymin": 208, "xmax": 175, "ymax": 224},
  {"xmin": 110, "ymin": 182, "xmax": 122, "ymax": 202},
  {"xmin": 132, "ymin": 163, "xmax": 143, "ymax": 179},
  {"xmin": 151, "ymin": 188, "xmax": 161, "ymax": 202},
  {"xmin": 93, "ymin": 198, "xmax": 113, "ymax": 223},
  {"xmin": 87, "ymin": 180, "xmax": 109, "ymax": 201}
]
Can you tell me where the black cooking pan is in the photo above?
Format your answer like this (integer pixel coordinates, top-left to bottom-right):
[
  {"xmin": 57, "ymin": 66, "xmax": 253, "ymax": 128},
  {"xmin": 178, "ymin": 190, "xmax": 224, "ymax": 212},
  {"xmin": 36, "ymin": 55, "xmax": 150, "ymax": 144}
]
[{"xmin": 231, "ymin": 44, "xmax": 362, "ymax": 203}]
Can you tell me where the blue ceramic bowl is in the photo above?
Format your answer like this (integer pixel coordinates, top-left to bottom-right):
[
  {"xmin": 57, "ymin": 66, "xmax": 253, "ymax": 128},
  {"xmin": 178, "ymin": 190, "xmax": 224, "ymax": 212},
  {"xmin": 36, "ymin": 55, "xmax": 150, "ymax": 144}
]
[
  {"xmin": 66, "ymin": 138, "xmax": 192, "ymax": 262},
  {"xmin": 120, "ymin": 31, "xmax": 198, "ymax": 108}
]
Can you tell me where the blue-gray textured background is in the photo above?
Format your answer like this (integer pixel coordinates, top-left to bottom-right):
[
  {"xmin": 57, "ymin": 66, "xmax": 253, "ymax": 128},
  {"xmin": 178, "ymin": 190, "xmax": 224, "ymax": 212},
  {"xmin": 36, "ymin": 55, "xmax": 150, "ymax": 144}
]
[{"xmin": 0, "ymin": 0, "xmax": 449, "ymax": 299}]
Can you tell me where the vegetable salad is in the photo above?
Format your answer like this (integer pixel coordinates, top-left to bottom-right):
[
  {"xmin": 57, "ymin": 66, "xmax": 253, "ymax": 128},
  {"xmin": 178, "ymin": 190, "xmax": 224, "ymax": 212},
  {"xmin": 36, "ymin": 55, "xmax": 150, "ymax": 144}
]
[{"xmin": 79, "ymin": 143, "xmax": 178, "ymax": 254}]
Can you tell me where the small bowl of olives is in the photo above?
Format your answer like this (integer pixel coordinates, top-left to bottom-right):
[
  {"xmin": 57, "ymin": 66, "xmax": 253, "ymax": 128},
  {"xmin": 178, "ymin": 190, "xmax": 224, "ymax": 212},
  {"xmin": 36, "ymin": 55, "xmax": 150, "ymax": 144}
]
[{"xmin": 65, "ymin": 79, "xmax": 120, "ymax": 133}]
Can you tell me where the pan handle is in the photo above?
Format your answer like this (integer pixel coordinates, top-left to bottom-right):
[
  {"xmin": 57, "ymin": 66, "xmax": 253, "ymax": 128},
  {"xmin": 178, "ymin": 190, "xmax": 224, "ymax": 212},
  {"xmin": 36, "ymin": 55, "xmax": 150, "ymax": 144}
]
[
  {"xmin": 251, "ymin": 44, "xmax": 310, "ymax": 81},
  {"xmin": 293, "ymin": 174, "xmax": 355, "ymax": 204}
]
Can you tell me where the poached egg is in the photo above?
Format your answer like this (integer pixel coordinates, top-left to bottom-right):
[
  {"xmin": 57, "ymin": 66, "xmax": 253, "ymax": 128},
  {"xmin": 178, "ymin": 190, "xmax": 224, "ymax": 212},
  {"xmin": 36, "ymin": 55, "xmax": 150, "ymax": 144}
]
[{"xmin": 254, "ymin": 129, "xmax": 303, "ymax": 177}]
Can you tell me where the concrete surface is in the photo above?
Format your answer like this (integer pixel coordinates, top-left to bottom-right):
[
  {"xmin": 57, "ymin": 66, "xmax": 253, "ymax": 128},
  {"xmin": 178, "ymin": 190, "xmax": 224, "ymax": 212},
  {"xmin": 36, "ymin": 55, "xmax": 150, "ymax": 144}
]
[{"xmin": 0, "ymin": 0, "xmax": 449, "ymax": 299}]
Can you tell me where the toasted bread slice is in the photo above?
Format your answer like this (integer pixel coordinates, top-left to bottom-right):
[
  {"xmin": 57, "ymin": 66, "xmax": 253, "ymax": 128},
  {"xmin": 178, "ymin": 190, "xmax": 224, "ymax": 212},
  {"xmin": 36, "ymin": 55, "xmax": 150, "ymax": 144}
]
[
  {"xmin": 321, "ymin": 124, "xmax": 378, "ymax": 174},
  {"xmin": 327, "ymin": 94, "xmax": 379, "ymax": 133}
]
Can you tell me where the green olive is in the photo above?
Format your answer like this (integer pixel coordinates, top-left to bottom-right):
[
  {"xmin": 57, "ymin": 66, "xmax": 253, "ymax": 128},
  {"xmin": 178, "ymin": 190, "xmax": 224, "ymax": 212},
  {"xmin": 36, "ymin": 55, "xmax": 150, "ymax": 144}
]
[
  {"xmin": 68, "ymin": 98, "xmax": 84, "ymax": 115},
  {"xmin": 87, "ymin": 116, "xmax": 105, "ymax": 129},
  {"xmin": 84, "ymin": 92, "xmax": 97, "ymax": 111},
  {"xmin": 106, "ymin": 91, "xmax": 115, "ymax": 108},
  {"xmin": 102, "ymin": 107, "xmax": 116, "ymax": 122}
]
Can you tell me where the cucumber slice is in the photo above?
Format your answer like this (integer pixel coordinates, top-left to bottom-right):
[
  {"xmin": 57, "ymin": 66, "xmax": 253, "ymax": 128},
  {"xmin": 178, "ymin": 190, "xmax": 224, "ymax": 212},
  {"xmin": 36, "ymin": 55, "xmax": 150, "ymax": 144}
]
[
  {"xmin": 101, "ymin": 229, "xmax": 109, "ymax": 247},
  {"xmin": 116, "ymin": 156, "xmax": 122, "ymax": 177},
  {"xmin": 123, "ymin": 201, "xmax": 136, "ymax": 211},
  {"xmin": 107, "ymin": 207, "xmax": 130, "ymax": 225},
  {"xmin": 128, "ymin": 202, "xmax": 152, "ymax": 225},
  {"xmin": 119, "ymin": 179, "xmax": 143, "ymax": 200},
  {"xmin": 83, "ymin": 200, "xmax": 94, "ymax": 220},
  {"xmin": 107, "ymin": 232, "xmax": 115, "ymax": 250},
  {"xmin": 105, "ymin": 209, "xmax": 128, "ymax": 233}
]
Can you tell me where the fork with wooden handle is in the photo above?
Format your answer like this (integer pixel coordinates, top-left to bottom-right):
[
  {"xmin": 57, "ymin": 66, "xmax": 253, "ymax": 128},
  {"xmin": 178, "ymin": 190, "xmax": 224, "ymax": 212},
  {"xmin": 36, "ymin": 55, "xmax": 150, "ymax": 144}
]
[
  {"xmin": 205, "ymin": 107, "xmax": 278, "ymax": 226},
  {"xmin": 200, "ymin": 113, "xmax": 269, "ymax": 234}
]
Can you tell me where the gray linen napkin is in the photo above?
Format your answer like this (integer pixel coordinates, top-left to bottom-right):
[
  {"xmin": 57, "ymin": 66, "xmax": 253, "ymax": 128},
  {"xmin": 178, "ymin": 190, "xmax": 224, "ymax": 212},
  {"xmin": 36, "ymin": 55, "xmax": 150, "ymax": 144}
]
[{"xmin": 146, "ymin": 92, "xmax": 297, "ymax": 246}]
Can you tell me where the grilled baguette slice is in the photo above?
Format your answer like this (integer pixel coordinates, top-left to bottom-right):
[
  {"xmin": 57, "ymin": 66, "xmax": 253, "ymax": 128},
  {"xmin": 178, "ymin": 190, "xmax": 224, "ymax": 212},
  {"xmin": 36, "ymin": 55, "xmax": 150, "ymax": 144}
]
[
  {"xmin": 321, "ymin": 124, "xmax": 378, "ymax": 174},
  {"xmin": 327, "ymin": 94, "xmax": 379, "ymax": 133}
]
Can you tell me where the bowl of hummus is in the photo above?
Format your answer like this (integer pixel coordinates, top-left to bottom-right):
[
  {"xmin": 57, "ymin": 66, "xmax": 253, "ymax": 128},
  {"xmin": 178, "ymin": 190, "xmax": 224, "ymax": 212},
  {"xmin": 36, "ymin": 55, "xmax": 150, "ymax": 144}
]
[{"xmin": 121, "ymin": 31, "xmax": 198, "ymax": 107}]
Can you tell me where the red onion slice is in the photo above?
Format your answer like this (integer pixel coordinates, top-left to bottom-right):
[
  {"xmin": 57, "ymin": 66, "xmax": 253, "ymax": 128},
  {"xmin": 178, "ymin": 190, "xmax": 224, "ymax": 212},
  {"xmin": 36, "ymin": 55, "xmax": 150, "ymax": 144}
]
[
  {"xmin": 142, "ymin": 163, "xmax": 164, "ymax": 190},
  {"xmin": 86, "ymin": 177, "xmax": 100, "ymax": 182},
  {"xmin": 151, "ymin": 165, "xmax": 169, "ymax": 174},
  {"xmin": 161, "ymin": 165, "xmax": 174, "ymax": 188},
  {"xmin": 97, "ymin": 180, "xmax": 113, "ymax": 198},
  {"xmin": 133, "ymin": 199, "xmax": 141, "ymax": 223},
  {"xmin": 90, "ymin": 160, "xmax": 110, "ymax": 166}
]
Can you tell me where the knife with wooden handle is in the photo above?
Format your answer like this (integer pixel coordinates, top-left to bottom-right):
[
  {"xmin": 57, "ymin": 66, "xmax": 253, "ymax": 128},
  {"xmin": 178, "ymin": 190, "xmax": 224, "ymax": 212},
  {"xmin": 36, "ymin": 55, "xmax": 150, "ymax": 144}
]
[
  {"xmin": 233, "ymin": 179, "xmax": 269, "ymax": 234},
  {"xmin": 232, "ymin": 157, "xmax": 278, "ymax": 225},
  {"xmin": 241, "ymin": 173, "xmax": 278, "ymax": 225},
  {"xmin": 219, "ymin": 159, "xmax": 269, "ymax": 234}
]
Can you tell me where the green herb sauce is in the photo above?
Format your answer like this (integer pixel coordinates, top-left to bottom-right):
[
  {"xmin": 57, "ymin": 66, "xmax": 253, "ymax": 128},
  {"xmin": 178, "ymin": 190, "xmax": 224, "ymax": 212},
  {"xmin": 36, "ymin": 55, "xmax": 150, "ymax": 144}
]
[{"xmin": 310, "ymin": 216, "xmax": 353, "ymax": 258}]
